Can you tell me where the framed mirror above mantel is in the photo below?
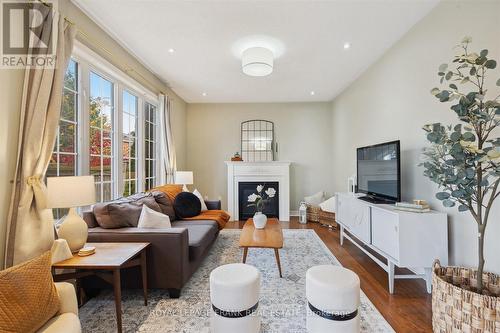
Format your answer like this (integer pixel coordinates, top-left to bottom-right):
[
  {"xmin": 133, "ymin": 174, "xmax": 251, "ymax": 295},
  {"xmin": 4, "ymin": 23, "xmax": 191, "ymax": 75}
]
[{"xmin": 240, "ymin": 120, "xmax": 277, "ymax": 162}]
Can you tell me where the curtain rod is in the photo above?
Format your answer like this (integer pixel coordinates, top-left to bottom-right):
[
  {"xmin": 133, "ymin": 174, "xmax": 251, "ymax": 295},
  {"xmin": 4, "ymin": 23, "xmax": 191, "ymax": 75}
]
[{"xmin": 34, "ymin": 0, "xmax": 168, "ymax": 96}]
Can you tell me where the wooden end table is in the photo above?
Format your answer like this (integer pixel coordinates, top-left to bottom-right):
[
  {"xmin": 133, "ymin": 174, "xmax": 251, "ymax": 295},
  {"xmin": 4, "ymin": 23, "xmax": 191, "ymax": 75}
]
[
  {"xmin": 52, "ymin": 242, "xmax": 149, "ymax": 333},
  {"xmin": 239, "ymin": 218, "xmax": 284, "ymax": 277}
]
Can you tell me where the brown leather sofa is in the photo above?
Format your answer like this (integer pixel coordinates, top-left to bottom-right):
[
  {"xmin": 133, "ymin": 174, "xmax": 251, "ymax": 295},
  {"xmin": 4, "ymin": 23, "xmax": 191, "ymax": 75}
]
[{"xmin": 82, "ymin": 193, "xmax": 222, "ymax": 298}]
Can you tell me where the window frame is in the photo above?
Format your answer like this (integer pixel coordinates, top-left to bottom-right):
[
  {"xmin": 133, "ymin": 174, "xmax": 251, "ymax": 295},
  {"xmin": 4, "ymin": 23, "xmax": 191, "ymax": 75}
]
[
  {"xmin": 68, "ymin": 41, "xmax": 161, "ymax": 201},
  {"xmin": 144, "ymin": 101, "xmax": 160, "ymax": 191}
]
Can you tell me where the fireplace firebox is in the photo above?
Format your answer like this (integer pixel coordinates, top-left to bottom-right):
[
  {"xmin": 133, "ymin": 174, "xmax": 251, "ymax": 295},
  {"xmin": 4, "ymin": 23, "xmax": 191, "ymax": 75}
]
[{"xmin": 238, "ymin": 182, "xmax": 279, "ymax": 221}]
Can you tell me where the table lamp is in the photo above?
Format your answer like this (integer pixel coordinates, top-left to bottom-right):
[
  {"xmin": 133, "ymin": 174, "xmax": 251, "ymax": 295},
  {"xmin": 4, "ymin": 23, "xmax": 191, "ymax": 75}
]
[
  {"xmin": 46, "ymin": 176, "xmax": 96, "ymax": 253},
  {"xmin": 175, "ymin": 171, "xmax": 193, "ymax": 191}
]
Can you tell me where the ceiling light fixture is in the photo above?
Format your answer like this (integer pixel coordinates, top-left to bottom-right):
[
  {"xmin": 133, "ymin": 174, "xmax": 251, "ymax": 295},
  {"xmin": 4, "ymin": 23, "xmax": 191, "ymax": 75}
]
[
  {"xmin": 242, "ymin": 47, "xmax": 274, "ymax": 77},
  {"xmin": 310, "ymin": 91, "xmax": 315, "ymax": 96},
  {"xmin": 343, "ymin": 42, "xmax": 351, "ymax": 49},
  {"xmin": 168, "ymin": 48, "xmax": 175, "ymax": 54},
  {"xmin": 202, "ymin": 92, "xmax": 207, "ymax": 96}
]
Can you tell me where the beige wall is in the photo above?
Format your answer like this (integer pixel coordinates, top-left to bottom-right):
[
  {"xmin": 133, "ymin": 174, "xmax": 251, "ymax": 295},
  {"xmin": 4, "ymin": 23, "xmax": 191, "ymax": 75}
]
[
  {"xmin": 330, "ymin": 0, "xmax": 500, "ymax": 273},
  {"xmin": 186, "ymin": 102, "xmax": 334, "ymax": 213},
  {"xmin": 0, "ymin": 0, "xmax": 187, "ymax": 268}
]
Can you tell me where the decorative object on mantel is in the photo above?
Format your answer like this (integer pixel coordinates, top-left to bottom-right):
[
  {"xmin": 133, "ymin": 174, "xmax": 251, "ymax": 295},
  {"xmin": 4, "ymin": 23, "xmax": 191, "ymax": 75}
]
[
  {"xmin": 241, "ymin": 120, "xmax": 275, "ymax": 162},
  {"xmin": 247, "ymin": 184, "xmax": 276, "ymax": 229},
  {"xmin": 47, "ymin": 176, "xmax": 96, "ymax": 253},
  {"xmin": 421, "ymin": 37, "xmax": 500, "ymax": 332},
  {"xmin": 231, "ymin": 152, "xmax": 243, "ymax": 161}
]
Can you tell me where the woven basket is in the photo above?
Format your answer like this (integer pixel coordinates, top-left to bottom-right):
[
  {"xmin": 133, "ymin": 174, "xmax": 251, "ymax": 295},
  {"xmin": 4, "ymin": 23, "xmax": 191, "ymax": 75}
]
[
  {"xmin": 319, "ymin": 210, "xmax": 336, "ymax": 229},
  {"xmin": 306, "ymin": 204, "xmax": 320, "ymax": 223},
  {"xmin": 432, "ymin": 260, "xmax": 500, "ymax": 333}
]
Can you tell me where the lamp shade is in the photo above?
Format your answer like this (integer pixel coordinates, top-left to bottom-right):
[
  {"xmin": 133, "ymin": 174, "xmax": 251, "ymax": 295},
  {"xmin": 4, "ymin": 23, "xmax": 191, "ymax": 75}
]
[
  {"xmin": 242, "ymin": 47, "xmax": 274, "ymax": 77},
  {"xmin": 175, "ymin": 171, "xmax": 193, "ymax": 185},
  {"xmin": 46, "ymin": 176, "xmax": 96, "ymax": 208}
]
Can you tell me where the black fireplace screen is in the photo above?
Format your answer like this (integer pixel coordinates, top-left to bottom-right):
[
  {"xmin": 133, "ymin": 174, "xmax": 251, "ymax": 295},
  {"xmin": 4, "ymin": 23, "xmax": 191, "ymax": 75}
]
[{"xmin": 238, "ymin": 182, "xmax": 279, "ymax": 221}]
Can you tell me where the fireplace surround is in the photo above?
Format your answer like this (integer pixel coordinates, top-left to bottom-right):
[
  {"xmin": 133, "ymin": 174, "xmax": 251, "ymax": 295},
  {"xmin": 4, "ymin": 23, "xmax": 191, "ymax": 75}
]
[{"xmin": 225, "ymin": 161, "xmax": 290, "ymax": 221}]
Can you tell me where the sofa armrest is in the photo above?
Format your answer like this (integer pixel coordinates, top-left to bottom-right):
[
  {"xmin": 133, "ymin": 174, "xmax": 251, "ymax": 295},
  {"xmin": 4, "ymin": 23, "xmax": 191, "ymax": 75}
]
[
  {"xmin": 87, "ymin": 227, "xmax": 190, "ymax": 289},
  {"xmin": 205, "ymin": 200, "xmax": 221, "ymax": 210},
  {"xmin": 55, "ymin": 282, "xmax": 78, "ymax": 316}
]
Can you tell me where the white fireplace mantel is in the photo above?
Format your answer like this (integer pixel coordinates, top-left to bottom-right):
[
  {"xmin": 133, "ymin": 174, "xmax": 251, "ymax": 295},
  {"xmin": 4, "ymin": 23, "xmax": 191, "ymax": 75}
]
[{"xmin": 225, "ymin": 161, "xmax": 291, "ymax": 221}]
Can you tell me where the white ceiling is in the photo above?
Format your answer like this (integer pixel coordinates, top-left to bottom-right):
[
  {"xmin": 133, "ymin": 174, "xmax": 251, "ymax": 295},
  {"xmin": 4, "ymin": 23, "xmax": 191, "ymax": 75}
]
[{"xmin": 73, "ymin": 0, "xmax": 438, "ymax": 103}]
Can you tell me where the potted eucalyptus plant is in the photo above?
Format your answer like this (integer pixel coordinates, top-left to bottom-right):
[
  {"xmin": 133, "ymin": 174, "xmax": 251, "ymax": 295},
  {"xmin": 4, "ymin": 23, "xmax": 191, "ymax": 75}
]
[{"xmin": 421, "ymin": 37, "xmax": 500, "ymax": 332}]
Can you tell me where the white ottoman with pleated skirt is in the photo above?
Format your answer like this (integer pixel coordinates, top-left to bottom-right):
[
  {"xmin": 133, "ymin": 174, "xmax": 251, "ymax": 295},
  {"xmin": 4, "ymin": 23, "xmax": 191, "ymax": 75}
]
[
  {"xmin": 210, "ymin": 263, "xmax": 261, "ymax": 333},
  {"xmin": 306, "ymin": 265, "xmax": 360, "ymax": 333}
]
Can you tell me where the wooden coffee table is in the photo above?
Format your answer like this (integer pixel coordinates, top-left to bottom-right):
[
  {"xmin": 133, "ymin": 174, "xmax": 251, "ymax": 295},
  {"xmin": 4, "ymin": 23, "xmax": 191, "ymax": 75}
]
[
  {"xmin": 52, "ymin": 242, "xmax": 149, "ymax": 333},
  {"xmin": 239, "ymin": 218, "xmax": 284, "ymax": 277}
]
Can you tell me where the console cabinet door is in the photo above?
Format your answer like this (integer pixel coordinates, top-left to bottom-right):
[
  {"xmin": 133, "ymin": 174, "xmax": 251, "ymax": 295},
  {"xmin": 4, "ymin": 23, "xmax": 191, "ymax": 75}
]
[
  {"xmin": 337, "ymin": 195, "xmax": 371, "ymax": 244},
  {"xmin": 371, "ymin": 208, "xmax": 399, "ymax": 261}
]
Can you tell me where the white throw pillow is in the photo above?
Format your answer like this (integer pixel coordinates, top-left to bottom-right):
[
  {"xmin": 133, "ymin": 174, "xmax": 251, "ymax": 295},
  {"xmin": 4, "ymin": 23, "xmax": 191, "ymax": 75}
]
[
  {"xmin": 304, "ymin": 191, "xmax": 325, "ymax": 206},
  {"xmin": 193, "ymin": 189, "xmax": 208, "ymax": 211},
  {"xmin": 137, "ymin": 205, "xmax": 172, "ymax": 229},
  {"xmin": 319, "ymin": 196, "xmax": 336, "ymax": 213}
]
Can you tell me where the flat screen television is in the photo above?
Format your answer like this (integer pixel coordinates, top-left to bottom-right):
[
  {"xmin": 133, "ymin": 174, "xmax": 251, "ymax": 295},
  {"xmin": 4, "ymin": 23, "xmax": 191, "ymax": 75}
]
[{"xmin": 356, "ymin": 140, "xmax": 401, "ymax": 203}]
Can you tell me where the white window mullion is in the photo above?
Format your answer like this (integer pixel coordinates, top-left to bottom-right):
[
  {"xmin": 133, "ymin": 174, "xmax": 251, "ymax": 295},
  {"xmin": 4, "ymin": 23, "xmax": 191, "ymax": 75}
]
[
  {"xmin": 80, "ymin": 62, "xmax": 90, "ymax": 177},
  {"xmin": 154, "ymin": 105, "xmax": 161, "ymax": 187},
  {"xmin": 116, "ymin": 84, "xmax": 124, "ymax": 198},
  {"xmin": 137, "ymin": 98, "xmax": 145, "ymax": 193}
]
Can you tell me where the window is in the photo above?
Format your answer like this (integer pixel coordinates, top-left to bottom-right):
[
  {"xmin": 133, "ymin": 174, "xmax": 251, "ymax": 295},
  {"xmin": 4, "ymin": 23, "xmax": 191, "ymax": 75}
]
[
  {"xmin": 48, "ymin": 59, "xmax": 79, "ymax": 218},
  {"xmin": 89, "ymin": 72, "xmax": 115, "ymax": 202},
  {"xmin": 48, "ymin": 43, "xmax": 162, "ymax": 206},
  {"xmin": 122, "ymin": 90, "xmax": 138, "ymax": 196},
  {"xmin": 144, "ymin": 102, "xmax": 158, "ymax": 190}
]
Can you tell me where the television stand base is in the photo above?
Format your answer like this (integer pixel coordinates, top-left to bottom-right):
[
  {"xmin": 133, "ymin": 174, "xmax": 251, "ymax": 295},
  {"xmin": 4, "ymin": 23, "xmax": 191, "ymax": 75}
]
[{"xmin": 358, "ymin": 195, "xmax": 395, "ymax": 204}]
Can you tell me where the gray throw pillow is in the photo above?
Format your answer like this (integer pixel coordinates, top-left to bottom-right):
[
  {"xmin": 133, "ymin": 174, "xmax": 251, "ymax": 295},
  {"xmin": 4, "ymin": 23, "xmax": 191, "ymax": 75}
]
[
  {"xmin": 150, "ymin": 190, "xmax": 176, "ymax": 221},
  {"xmin": 93, "ymin": 193, "xmax": 161, "ymax": 229}
]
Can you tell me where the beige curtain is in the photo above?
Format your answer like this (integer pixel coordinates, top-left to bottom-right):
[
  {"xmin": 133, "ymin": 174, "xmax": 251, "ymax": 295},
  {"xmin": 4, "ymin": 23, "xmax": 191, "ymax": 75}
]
[
  {"xmin": 4, "ymin": 9, "xmax": 76, "ymax": 267},
  {"xmin": 159, "ymin": 94, "xmax": 177, "ymax": 184}
]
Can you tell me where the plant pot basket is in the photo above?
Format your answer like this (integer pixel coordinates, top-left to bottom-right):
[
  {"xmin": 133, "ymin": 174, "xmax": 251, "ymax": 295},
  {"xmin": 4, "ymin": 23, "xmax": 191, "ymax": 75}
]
[
  {"xmin": 432, "ymin": 260, "xmax": 500, "ymax": 333},
  {"xmin": 306, "ymin": 204, "xmax": 320, "ymax": 223}
]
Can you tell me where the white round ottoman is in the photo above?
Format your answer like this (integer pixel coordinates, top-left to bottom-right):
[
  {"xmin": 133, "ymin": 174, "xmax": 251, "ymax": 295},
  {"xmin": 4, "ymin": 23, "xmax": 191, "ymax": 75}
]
[
  {"xmin": 306, "ymin": 265, "xmax": 360, "ymax": 333},
  {"xmin": 210, "ymin": 263, "xmax": 260, "ymax": 333}
]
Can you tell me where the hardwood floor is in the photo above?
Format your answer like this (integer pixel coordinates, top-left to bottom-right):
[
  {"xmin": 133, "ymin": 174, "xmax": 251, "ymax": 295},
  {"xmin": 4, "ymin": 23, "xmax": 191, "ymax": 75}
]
[{"xmin": 225, "ymin": 217, "xmax": 432, "ymax": 333}]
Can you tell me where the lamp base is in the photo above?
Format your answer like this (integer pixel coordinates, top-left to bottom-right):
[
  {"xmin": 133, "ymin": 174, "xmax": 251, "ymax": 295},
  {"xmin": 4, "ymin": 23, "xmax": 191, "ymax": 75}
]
[{"xmin": 57, "ymin": 207, "xmax": 88, "ymax": 253}]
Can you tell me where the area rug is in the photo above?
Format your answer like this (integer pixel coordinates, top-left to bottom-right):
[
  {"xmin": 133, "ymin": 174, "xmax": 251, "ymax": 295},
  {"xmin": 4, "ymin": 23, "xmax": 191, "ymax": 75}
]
[{"xmin": 80, "ymin": 229, "xmax": 394, "ymax": 332}]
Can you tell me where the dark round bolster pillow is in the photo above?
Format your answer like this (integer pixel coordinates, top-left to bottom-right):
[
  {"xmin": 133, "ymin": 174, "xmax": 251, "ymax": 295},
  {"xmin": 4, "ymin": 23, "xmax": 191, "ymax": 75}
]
[{"xmin": 173, "ymin": 192, "xmax": 201, "ymax": 218}]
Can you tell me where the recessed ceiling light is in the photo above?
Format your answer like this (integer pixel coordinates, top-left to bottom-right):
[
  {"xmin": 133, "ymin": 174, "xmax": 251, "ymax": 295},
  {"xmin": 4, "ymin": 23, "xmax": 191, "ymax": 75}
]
[
  {"xmin": 310, "ymin": 91, "xmax": 315, "ymax": 96},
  {"xmin": 202, "ymin": 92, "xmax": 207, "ymax": 96},
  {"xmin": 343, "ymin": 42, "xmax": 351, "ymax": 49},
  {"xmin": 168, "ymin": 48, "xmax": 175, "ymax": 54}
]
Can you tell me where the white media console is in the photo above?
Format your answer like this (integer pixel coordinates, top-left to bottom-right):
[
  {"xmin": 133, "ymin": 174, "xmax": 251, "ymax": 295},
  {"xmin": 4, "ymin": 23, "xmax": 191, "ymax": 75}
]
[{"xmin": 335, "ymin": 193, "xmax": 448, "ymax": 293}]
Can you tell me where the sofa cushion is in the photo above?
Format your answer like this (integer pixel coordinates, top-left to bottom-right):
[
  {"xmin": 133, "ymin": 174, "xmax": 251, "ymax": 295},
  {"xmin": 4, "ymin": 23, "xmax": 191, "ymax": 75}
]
[
  {"xmin": 0, "ymin": 252, "xmax": 60, "ymax": 333},
  {"xmin": 171, "ymin": 221, "xmax": 218, "ymax": 261},
  {"xmin": 93, "ymin": 193, "xmax": 161, "ymax": 229},
  {"xmin": 174, "ymin": 192, "xmax": 201, "ymax": 219},
  {"xmin": 150, "ymin": 190, "xmax": 176, "ymax": 221}
]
